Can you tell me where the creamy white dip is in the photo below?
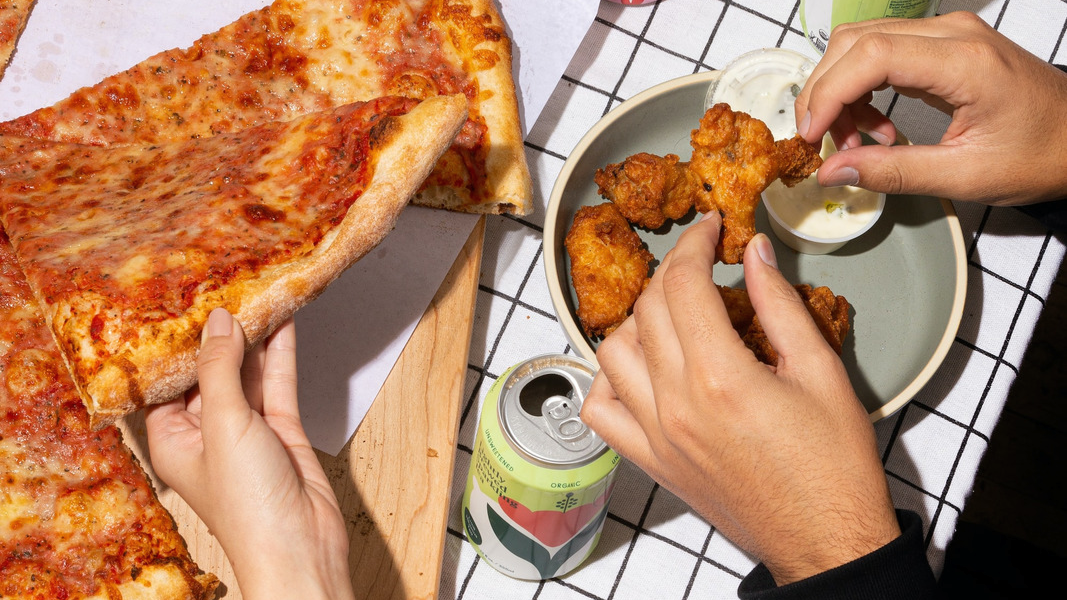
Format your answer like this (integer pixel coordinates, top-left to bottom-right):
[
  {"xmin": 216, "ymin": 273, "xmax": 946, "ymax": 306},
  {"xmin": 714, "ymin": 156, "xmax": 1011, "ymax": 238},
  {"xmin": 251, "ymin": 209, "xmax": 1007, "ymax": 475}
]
[
  {"xmin": 763, "ymin": 134, "xmax": 884, "ymax": 241},
  {"xmin": 706, "ymin": 48, "xmax": 816, "ymax": 140},
  {"xmin": 763, "ymin": 177, "xmax": 883, "ymax": 240}
]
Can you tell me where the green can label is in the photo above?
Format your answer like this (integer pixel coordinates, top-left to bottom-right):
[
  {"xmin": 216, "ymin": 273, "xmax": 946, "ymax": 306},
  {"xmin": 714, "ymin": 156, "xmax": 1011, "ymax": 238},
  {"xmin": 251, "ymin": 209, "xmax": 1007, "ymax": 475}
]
[
  {"xmin": 461, "ymin": 355, "xmax": 620, "ymax": 580},
  {"xmin": 800, "ymin": 0, "xmax": 940, "ymax": 53}
]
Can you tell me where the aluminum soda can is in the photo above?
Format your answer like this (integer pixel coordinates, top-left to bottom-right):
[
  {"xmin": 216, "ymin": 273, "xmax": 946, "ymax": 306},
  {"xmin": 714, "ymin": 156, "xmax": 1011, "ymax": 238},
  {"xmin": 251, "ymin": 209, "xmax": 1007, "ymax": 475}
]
[
  {"xmin": 461, "ymin": 354, "xmax": 620, "ymax": 580},
  {"xmin": 800, "ymin": 0, "xmax": 940, "ymax": 53}
]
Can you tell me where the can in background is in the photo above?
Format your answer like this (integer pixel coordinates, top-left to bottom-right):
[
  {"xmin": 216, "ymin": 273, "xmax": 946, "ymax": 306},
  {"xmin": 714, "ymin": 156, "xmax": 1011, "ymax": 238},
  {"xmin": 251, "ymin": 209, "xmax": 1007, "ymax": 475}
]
[
  {"xmin": 800, "ymin": 0, "xmax": 941, "ymax": 53},
  {"xmin": 461, "ymin": 354, "xmax": 620, "ymax": 580}
]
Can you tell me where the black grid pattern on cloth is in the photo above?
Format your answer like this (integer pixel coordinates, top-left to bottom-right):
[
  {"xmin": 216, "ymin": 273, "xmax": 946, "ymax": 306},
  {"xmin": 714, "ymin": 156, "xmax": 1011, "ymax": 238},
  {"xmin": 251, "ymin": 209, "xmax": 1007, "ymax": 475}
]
[{"xmin": 439, "ymin": 1, "xmax": 1067, "ymax": 598}]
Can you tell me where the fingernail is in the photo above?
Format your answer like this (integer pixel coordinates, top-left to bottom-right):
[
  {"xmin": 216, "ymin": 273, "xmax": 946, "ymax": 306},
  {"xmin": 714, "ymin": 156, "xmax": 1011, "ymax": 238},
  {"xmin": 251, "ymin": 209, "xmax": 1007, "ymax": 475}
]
[
  {"xmin": 205, "ymin": 308, "xmax": 233, "ymax": 339},
  {"xmin": 822, "ymin": 166, "xmax": 860, "ymax": 188},
  {"xmin": 753, "ymin": 234, "xmax": 778, "ymax": 269},
  {"xmin": 797, "ymin": 111, "xmax": 811, "ymax": 139},
  {"xmin": 869, "ymin": 130, "xmax": 892, "ymax": 146},
  {"xmin": 700, "ymin": 210, "xmax": 717, "ymax": 222}
]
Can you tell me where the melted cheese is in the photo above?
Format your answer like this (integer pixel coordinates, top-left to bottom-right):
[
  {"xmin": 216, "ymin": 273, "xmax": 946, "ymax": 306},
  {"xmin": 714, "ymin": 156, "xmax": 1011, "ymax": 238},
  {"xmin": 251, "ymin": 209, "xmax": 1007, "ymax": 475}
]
[{"xmin": 0, "ymin": 0, "xmax": 475, "ymax": 144}]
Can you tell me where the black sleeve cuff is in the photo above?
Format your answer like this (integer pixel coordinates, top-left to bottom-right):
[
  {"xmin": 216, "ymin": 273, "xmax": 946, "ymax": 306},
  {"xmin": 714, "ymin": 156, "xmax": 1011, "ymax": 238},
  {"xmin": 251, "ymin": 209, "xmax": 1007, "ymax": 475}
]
[
  {"xmin": 737, "ymin": 509, "xmax": 936, "ymax": 600},
  {"xmin": 1017, "ymin": 198, "xmax": 1067, "ymax": 236}
]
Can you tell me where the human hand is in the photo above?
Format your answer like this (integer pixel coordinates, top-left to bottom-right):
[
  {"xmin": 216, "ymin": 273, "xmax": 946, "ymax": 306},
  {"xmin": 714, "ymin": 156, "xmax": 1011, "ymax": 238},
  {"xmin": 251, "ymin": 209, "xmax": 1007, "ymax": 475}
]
[
  {"xmin": 146, "ymin": 308, "xmax": 353, "ymax": 600},
  {"xmin": 794, "ymin": 11, "xmax": 1067, "ymax": 205},
  {"xmin": 580, "ymin": 213, "xmax": 900, "ymax": 586}
]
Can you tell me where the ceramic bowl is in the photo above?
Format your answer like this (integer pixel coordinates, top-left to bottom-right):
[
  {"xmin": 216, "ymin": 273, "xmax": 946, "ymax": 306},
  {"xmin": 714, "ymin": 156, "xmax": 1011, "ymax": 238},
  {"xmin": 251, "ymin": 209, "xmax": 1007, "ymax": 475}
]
[{"xmin": 543, "ymin": 71, "xmax": 967, "ymax": 419}]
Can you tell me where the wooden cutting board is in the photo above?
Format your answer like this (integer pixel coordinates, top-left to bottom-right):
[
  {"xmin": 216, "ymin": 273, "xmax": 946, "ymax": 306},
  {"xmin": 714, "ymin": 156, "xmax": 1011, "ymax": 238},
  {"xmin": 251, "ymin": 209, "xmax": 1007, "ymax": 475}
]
[{"xmin": 120, "ymin": 216, "xmax": 484, "ymax": 600}]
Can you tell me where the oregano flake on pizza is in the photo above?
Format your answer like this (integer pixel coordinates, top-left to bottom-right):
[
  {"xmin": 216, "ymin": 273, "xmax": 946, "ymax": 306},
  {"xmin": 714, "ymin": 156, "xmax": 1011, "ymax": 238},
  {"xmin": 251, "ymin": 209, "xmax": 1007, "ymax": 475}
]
[
  {"xmin": 0, "ymin": 93, "xmax": 467, "ymax": 425},
  {"xmin": 0, "ymin": 0, "xmax": 532, "ymax": 215}
]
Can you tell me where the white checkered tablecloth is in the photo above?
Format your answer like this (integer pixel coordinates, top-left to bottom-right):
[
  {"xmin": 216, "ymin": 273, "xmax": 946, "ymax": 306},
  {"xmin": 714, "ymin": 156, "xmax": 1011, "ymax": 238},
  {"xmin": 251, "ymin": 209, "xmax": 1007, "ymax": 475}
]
[{"xmin": 442, "ymin": 1, "xmax": 1067, "ymax": 598}]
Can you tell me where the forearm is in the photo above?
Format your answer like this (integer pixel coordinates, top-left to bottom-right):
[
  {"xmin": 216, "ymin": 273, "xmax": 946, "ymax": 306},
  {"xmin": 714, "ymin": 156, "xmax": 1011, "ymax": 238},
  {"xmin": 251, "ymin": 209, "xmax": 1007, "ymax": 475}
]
[{"xmin": 235, "ymin": 565, "xmax": 355, "ymax": 600}]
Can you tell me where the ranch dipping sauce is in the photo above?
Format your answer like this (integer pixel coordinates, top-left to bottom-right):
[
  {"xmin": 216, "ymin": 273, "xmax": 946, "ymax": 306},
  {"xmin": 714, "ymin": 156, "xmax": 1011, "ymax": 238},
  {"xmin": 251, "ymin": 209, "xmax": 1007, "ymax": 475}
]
[
  {"xmin": 705, "ymin": 48, "xmax": 816, "ymax": 140},
  {"xmin": 763, "ymin": 136, "xmax": 886, "ymax": 254},
  {"xmin": 763, "ymin": 174, "xmax": 883, "ymax": 239}
]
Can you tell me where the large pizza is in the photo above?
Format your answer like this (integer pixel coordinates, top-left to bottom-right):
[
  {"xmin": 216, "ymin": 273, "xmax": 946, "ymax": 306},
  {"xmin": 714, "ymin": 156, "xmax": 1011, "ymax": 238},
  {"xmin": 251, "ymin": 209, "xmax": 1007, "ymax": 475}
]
[
  {"xmin": 0, "ymin": 1, "xmax": 529, "ymax": 598},
  {"xmin": 0, "ymin": 94, "xmax": 467, "ymax": 426},
  {"xmin": 0, "ymin": 1, "xmax": 33, "ymax": 79}
]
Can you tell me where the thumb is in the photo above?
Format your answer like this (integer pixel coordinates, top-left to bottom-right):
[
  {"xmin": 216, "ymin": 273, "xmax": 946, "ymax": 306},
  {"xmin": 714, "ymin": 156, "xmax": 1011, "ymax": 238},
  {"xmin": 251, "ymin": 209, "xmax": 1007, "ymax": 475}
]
[
  {"xmin": 197, "ymin": 308, "xmax": 254, "ymax": 446},
  {"xmin": 818, "ymin": 143, "xmax": 972, "ymax": 199}
]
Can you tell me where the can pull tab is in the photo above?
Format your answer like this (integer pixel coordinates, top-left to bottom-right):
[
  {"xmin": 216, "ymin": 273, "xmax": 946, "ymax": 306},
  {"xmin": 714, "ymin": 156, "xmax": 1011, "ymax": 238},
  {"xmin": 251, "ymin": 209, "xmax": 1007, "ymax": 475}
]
[
  {"xmin": 516, "ymin": 372, "xmax": 595, "ymax": 453},
  {"xmin": 542, "ymin": 396, "xmax": 587, "ymax": 442}
]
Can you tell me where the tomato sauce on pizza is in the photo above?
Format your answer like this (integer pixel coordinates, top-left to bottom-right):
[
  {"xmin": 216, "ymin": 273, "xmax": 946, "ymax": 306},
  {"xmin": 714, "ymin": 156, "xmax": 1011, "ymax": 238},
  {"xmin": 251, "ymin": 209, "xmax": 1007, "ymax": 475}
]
[
  {"xmin": 2, "ymin": 97, "xmax": 410, "ymax": 318},
  {"xmin": 0, "ymin": 93, "xmax": 467, "ymax": 425},
  {"xmin": 0, "ymin": 95, "xmax": 462, "ymax": 421}
]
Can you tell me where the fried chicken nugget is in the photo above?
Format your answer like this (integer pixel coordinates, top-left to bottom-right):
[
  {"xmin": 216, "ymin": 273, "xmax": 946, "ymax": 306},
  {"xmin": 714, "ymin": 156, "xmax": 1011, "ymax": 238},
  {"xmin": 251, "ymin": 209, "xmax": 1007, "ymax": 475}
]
[
  {"xmin": 717, "ymin": 284, "xmax": 757, "ymax": 332},
  {"xmin": 776, "ymin": 134, "xmax": 824, "ymax": 187},
  {"xmin": 593, "ymin": 153, "xmax": 702, "ymax": 229},
  {"xmin": 689, "ymin": 104, "xmax": 779, "ymax": 264},
  {"xmin": 689, "ymin": 104, "xmax": 822, "ymax": 264},
  {"xmin": 719, "ymin": 284, "xmax": 851, "ymax": 366},
  {"xmin": 565, "ymin": 202, "xmax": 654, "ymax": 337}
]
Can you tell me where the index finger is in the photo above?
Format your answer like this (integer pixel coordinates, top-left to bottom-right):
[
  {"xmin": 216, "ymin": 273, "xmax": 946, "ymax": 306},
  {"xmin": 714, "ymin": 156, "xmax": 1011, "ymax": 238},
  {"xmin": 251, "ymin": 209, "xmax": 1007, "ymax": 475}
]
[
  {"xmin": 259, "ymin": 318, "xmax": 299, "ymax": 420},
  {"xmin": 796, "ymin": 20, "xmax": 962, "ymax": 143}
]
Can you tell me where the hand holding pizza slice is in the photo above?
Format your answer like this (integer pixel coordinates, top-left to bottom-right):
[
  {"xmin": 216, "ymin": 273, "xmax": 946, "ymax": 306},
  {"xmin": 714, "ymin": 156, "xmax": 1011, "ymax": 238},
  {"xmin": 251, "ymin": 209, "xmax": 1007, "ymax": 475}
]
[{"xmin": 0, "ymin": 93, "xmax": 467, "ymax": 427}]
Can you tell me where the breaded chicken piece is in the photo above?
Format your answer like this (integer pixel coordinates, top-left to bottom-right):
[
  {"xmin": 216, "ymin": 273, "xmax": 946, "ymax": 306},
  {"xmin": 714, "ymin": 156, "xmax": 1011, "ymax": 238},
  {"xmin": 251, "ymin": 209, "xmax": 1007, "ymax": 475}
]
[
  {"xmin": 718, "ymin": 284, "xmax": 757, "ymax": 332},
  {"xmin": 776, "ymin": 134, "xmax": 824, "ymax": 187},
  {"xmin": 689, "ymin": 104, "xmax": 822, "ymax": 264},
  {"xmin": 565, "ymin": 202, "xmax": 654, "ymax": 337},
  {"xmin": 689, "ymin": 103, "xmax": 780, "ymax": 264},
  {"xmin": 719, "ymin": 284, "xmax": 851, "ymax": 366},
  {"xmin": 593, "ymin": 153, "xmax": 702, "ymax": 229}
]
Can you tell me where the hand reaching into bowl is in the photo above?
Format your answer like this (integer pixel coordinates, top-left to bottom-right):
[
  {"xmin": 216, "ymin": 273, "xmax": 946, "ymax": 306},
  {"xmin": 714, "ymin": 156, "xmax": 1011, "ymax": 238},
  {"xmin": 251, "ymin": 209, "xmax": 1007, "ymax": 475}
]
[{"xmin": 580, "ymin": 212, "xmax": 902, "ymax": 587}]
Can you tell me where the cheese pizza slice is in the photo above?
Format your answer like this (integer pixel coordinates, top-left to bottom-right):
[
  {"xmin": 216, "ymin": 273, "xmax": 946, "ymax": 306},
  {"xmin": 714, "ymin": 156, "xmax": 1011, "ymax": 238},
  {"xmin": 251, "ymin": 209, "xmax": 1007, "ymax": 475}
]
[
  {"xmin": 0, "ymin": 0, "xmax": 34, "ymax": 80},
  {"xmin": 0, "ymin": 0, "xmax": 531, "ymax": 215},
  {"xmin": 0, "ymin": 230, "xmax": 219, "ymax": 600},
  {"xmin": 0, "ymin": 94, "xmax": 466, "ymax": 425}
]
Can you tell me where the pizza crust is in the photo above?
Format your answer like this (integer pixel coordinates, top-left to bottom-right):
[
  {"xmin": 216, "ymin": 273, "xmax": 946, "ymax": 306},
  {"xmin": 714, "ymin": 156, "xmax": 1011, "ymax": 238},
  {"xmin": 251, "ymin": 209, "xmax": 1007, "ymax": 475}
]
[
  {"xmin": 80, "ymin": 564, "xmax": 218, "ymax": 600},
  {"xmin": 411, "ymin": 0, "xmax": 532, "ymax": 215},
  {"xmin": 75, "ymin": 94, "xmax": 467, "ymax": 426},
  {"xmin": 0, "ymin": 1, "xmax": 35, "ymax": 81}
]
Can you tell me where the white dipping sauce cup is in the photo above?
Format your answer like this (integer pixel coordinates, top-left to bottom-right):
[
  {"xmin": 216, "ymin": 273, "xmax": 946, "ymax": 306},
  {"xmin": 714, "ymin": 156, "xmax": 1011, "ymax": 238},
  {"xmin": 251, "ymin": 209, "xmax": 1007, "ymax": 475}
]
[
  {"xmin": 705, "ymin": 48, "xmax": 815, "ymax": 140},
  {"xmin": 763, "ymin": 136, "xmax": 886, "ymax": 255},
  {"xmin": 764, "ymin": 187, "xmax": 886, "ymax": 254}
]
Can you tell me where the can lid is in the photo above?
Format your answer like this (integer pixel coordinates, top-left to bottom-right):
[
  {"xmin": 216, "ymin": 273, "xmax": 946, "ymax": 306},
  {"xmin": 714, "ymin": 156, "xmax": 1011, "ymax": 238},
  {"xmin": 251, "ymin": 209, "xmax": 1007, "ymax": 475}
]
[
  {"xmin": 498, "ymin": 355, "xmax": 606, "ymax": 466},
  {"xmin": 705, "ymin": 48, "xmax": 816, "ymax": 140}
]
